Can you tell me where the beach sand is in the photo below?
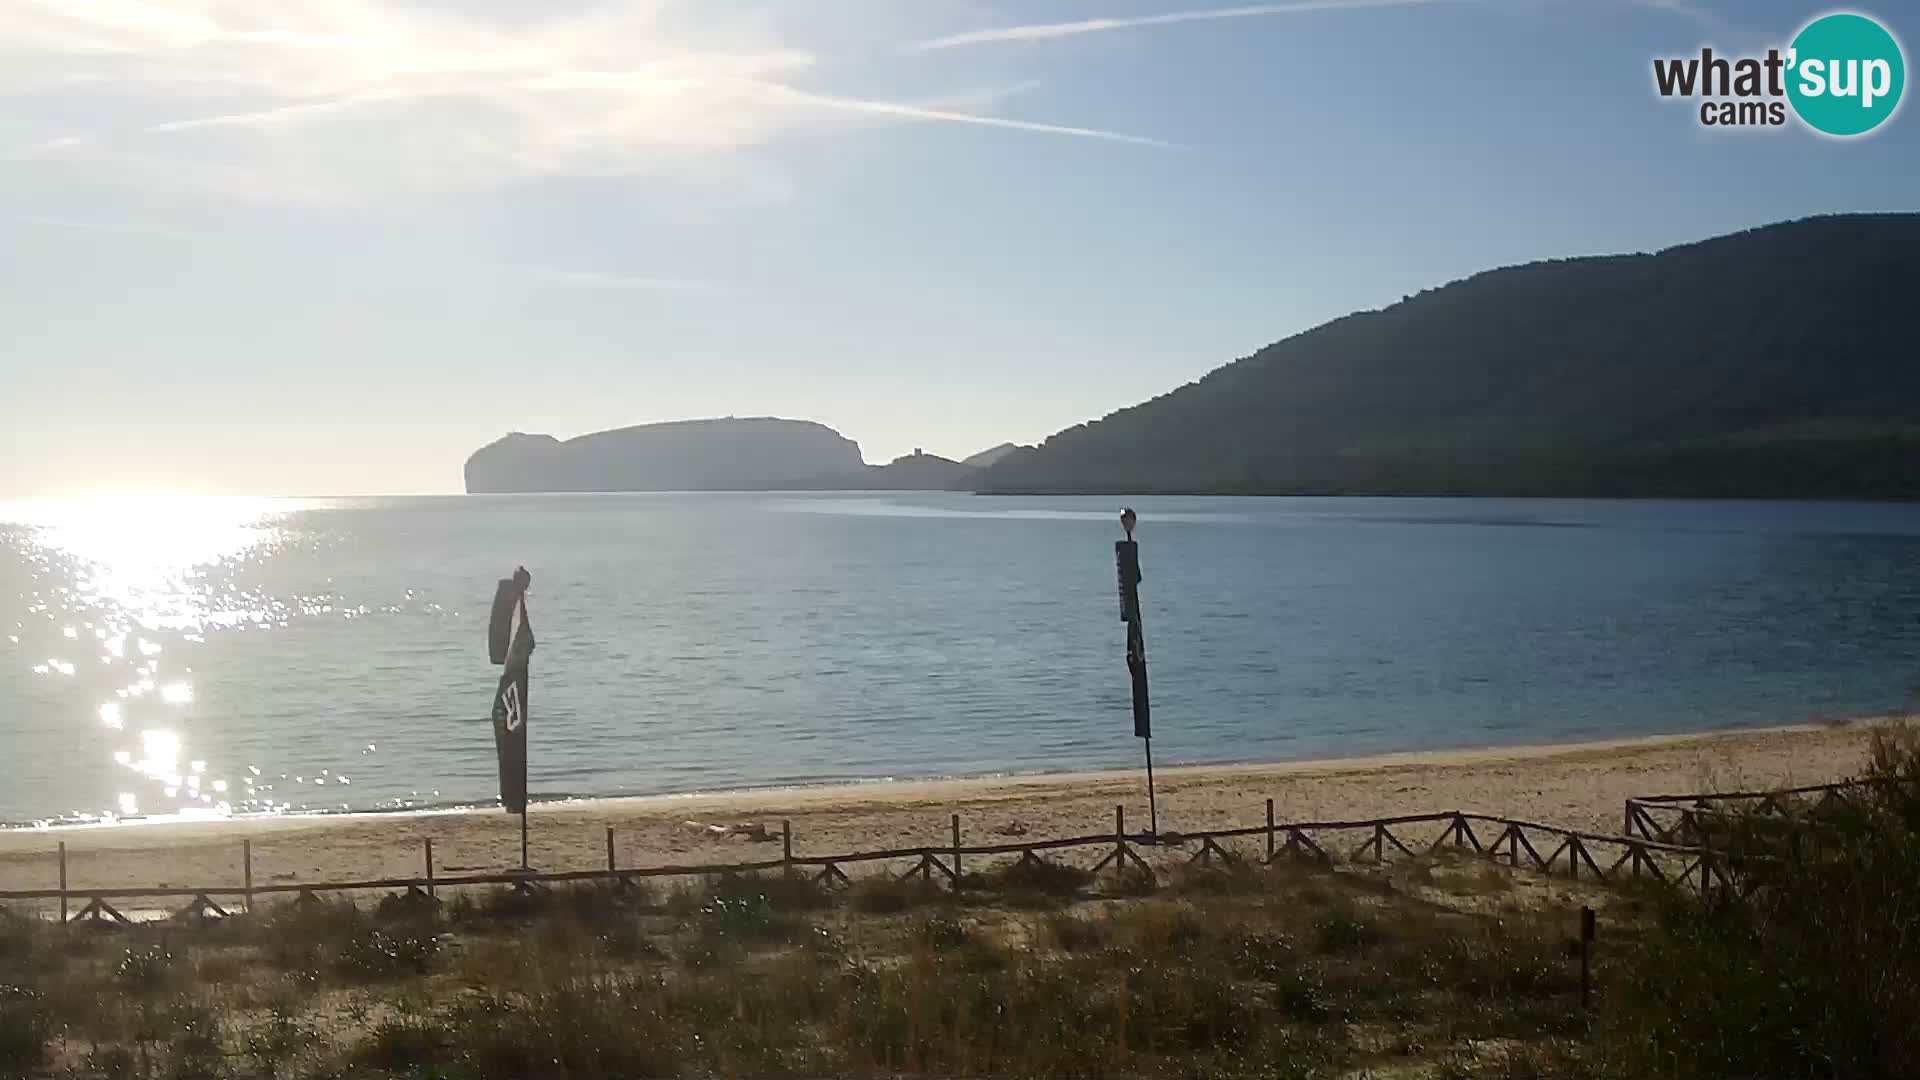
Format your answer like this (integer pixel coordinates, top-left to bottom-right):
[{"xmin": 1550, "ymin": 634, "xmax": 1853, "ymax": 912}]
[{"xmin": 0, "ymin": 721, "xmax": 1885, "ymax": 907}]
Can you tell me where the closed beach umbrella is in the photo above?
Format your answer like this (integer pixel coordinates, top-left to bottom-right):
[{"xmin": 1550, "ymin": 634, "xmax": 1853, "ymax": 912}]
[{"xmin": 489, "ymin": 567, "xmax": 534, "ymax": 815}]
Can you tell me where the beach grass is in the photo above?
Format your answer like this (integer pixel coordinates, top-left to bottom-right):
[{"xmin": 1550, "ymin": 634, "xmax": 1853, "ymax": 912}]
[
  {"xmin": 1, "ymin": 723, "xmax": 1915, "ymax": 1078},
  {"xmin": 0, "ymin": 846, "xmax": 1593, "ymax": 1079}
]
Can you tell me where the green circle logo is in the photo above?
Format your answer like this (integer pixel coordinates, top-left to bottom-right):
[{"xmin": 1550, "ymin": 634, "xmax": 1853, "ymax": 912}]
[{"xmin": 1787, "ymin": 13, "xmax": 1905, "ymax": 136}]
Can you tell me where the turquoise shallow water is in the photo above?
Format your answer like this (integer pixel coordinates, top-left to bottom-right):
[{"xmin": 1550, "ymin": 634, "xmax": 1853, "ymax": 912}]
[{"xmin": 4, "ymin": 493, "xmax": 1919, "ymax": 825}]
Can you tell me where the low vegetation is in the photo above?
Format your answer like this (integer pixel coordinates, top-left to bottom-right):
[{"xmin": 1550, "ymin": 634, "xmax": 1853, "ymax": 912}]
[
  {"xmin": 1586, "ymin": 724, "xmax": 1920, "ymax": 1079},
  {"xmin": 0, "ymin": 726, "xmax": 1913, "ymax": 1079}
]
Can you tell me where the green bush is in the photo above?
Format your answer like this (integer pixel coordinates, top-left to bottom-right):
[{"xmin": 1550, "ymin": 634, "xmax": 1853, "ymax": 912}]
[
  {"xmin": 164, "ymin": 1002, "xmax": 225, "ymax": 1080},
  {"xmin": 338, "ymin": 929, "xmax": 441, "ymax": 978},
  {"xmin": 115, "ymin": 945, "xmax": 176, "ymax": 991},
  {"xmin": 0, "ymin": 985, "xmax": 50, "ymax": 1073},
  {"xmin": 1593, "ymin": 724, "xmax": 1920, "ymax": 1078},
  {"xmin": 920, "ymin": 916, "xmax": 971, "ymax": 952},
  {"xmin": 1272, "ymin": 970, "xmax": 1338, "ymax": 1022},
  {"xmin": 0, "ymin": 914, "xmax": 38, "ymax": 964},
  {"xmin": 1229, "ymin": 931, "xmax": 1297, "ymax": 981}
]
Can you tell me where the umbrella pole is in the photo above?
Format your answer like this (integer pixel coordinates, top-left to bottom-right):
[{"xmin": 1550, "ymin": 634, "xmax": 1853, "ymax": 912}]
[
  {"xmin": 1144, "ymin": 737, "xmax": 1158, "ymax": 838},
  {"xmin": 518, "ymin": 587, "xmax": 532, "ymax": 872}
]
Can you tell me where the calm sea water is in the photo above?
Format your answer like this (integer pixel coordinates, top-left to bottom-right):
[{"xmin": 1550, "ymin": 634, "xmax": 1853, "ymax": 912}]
[{"xmin": 3, "ymin": 494, "xmax": 1919, "ymax": 826}]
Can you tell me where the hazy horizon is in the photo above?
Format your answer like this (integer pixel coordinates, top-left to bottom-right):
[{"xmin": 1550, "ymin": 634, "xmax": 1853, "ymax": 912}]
[{"xmin": 4, "ymin": 0, "xmax": 1915, "ymax": 499}]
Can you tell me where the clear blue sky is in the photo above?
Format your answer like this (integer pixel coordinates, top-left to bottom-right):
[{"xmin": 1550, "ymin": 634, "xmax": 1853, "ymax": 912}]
[{"xmin": 1, "ymin": 0, "xmax": 1913, "ymax": 497}]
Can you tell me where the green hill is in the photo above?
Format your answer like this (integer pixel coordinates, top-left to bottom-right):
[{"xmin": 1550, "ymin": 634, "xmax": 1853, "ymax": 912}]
[{"xmin": 979, "ymin": 214, "xmax": 1920, "ymax": 497}]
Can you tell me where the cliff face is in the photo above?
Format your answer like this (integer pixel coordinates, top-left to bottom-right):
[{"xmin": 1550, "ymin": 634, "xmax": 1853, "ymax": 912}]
[{"xmin": 464, "ymin": 418, "xmax": 866, "ymax": 493}]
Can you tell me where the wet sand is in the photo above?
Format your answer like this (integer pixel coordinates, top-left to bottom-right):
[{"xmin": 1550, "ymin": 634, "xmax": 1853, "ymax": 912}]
[{"xmin": 0, "ymin": 721, "xmax": 1882, "ymax": 906}]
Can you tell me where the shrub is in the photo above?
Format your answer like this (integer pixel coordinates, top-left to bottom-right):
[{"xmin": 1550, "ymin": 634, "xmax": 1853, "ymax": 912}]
[
  {"xmin": 86, "ymin": 1043, "xmax": 138, "ymax": 1080},
  {"xmin": 695, "ymin": 893, "xmax": 786, "ymax": 942},
  {"xmin": 1122, "ymin": 901, "xmax": 1207, "ymax": 952},
  {"xmin": 1592, "ymin": 723, "xmax": 1920, "ymax": 1078},
  {"xmin": 1229, "ymin": 931, "xmax": 1297, "ymax": 981},
  {"xmin": 355, "ymin": 1015, "xmax": 455, "ymax": 1072},
  {"xmin": 243, "ymin": 1002, "xmax": 322, "ymax": 1078},
  {"xmin": 1272, "ymin": 970, "xmax": 1338, "ymax": 1022},
  {"xmin": 1313, "ymin": 911, "xmax": 1380, "ymax": 953},
  {"xmin": 0, "ymin": 913, "xmax": 38, "ymax": 964},
  {"xmin": 115, "ymin": 945, "xmax": 176, "ymax": 991},
  {"xmin": 921, "ymin": 916, "xmax": 971, "ymax": 952},
  {"xmin": 164, "ymin": 1002, "xmax": 225, "ymax": 1080},
  {"xmin": 0, "ymin": 985, "xmax": 51, "ymax": 1074},
  {"xmin": 987, "ymin": 856, "xmax": 1092, "ymax": 904},
  {"xmin": 850, "ymin": 875, "xmax": 941, "ymax": 914},
  {"xmin": 337, "ymin": 929, "xmax": 441, "ymax": 978},
  {"xmin": 1120, "ymin": 963, "xmax": 1258, "ymax": 1054},
  {"xmin": 409, "ymin": 984, "xmax": 686, "ymax": 1078},
  {"xmin": 711, "ymin": 870, "xmax": 822, "ymax": 913},
  {"xmin": 1047, "ymin": 911, "xmax": 1108, "ymax": 952}
]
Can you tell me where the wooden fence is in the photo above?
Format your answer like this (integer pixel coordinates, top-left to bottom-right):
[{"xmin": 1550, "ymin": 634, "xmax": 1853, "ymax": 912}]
[
  {"xmin": 1621, "ymin": 777, "xmax": 1898, "ymax": 847},
  {"xmin": 1, "ymin": 800, "xmax": 1732, "ymax": 926}
]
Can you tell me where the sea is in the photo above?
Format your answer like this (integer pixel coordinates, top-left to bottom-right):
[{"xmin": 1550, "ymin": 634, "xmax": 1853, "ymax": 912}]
[{"xmin": 3, "ymin": 493, "xmax": 1919, "ymax": 827}]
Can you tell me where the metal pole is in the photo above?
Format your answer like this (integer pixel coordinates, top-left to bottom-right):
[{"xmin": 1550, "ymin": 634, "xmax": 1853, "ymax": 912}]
[
  {"xmin": 520, "ymin": 810, "xmax": 530, "ymax": 871},
  {"xmin": 243, "ymin": 839, "xmax": 253, "ymax": 914},
  {"xmin": 1144, "ymin": 739, "xmax": 1158, "ymax": 838},
  {"xmin": 951, "ymin": 814, "xmax": 962, "ymax": 889},
  {"xmin": 58, "ymin": 841, "xmax": 67, "ymax": 924},
  {"xmin": 425, "ymin": 838, "xmax": 436, "ymax": 901},
  {"xmin": 782, "ymin": 819, "xmax": 793, "ymax": 873},
  {"xmin": 1266, "ymin": 799, "xmax": 1276, "ymax": 862},
  {"xmin": 606, "ymin": 827, "xmax": 616, "ymax": 874}
]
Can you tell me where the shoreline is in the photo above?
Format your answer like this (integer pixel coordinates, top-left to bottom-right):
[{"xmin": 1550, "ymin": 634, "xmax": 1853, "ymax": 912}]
[
  {"xmin": 0, "ymin": 720, "xmax": 1887, "ymax": 901},
  {"xmin": 6, "ymin": 717, "xmax": 1882, "ymax": 836}
]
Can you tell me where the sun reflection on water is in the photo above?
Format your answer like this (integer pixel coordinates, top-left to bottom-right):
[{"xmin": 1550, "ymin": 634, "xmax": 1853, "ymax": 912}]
[{"xmin": 1, "ymin": 496, "xmax": 311, "ymax": 824}]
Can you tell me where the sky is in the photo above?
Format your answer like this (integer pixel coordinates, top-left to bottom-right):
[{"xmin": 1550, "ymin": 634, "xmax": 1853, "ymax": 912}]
[{"xmin": 1, "ymin": 0, "xmax": 1914, "ymax": 497}]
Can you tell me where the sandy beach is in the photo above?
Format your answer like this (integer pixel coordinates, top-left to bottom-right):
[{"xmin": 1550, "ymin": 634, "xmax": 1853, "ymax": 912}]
[{"xmin": 0, "ymin": 721, "xmax": 1885, "ymax": 905}]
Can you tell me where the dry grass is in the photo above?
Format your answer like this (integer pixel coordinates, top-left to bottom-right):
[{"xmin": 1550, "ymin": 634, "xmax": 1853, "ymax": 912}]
[
  {"xmin": 13, "ymin": 716, "xmax": 1914, "ymax": 1080},
  {"xmin": 0, "ymin": 852, "xmax": 1613, "ymax": 1079},
  {"xmin": 7, "ymin": 727, "xmax": 1910, "ymax": 1078}
]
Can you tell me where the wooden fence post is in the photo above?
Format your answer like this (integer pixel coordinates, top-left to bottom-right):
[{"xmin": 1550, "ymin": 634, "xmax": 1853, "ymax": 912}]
[
  {"xmin": 1265, "ymin": 799, "xmax": 1276, "ymax": 862},
  {"xmin": 424, "ymin": 838, "xmax": 435, "ymax": 901},
  {"xmin": 606, "ymin": 827, "xmax": 616, "ymax": 875},
  {"xmin": 951, "ymin": 814, "xmax": 962, "ymax": 890},
  {"xmin": 58, "ymin": 841, "xmax": 67, "ymax": 924},
  {"xmin": 243, "ymin": 839, "xmax": 253, "ymax": 914}
]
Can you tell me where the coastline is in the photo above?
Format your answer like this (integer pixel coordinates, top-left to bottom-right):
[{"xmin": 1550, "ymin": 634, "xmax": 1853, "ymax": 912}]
[{"xmin": 0, "ymin": 719, "xmax": 1886, "ymax": 903}]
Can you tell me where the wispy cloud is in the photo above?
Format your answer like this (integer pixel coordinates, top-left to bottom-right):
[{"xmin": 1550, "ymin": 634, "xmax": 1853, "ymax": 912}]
[
  {"xmin": 1, "ymin": 0, "xmax": 1161, "ymax": 203},
  {"xmin": 1629, "ymin": 0, "xmax": 1725, "ymax": 32},
  {"xmin": 912, "ymin": 0, "xmax": 1451, "ymax": 51},
  {"xmin": 757, "ymin": 84, "xmax": 1173, "ymax": 147},
  {"xmin": 28, "ymin": 135, "xmax": 92, "ymax": 155},
  {"xmin": 6, "ymin": 213, "xmax": 196, "ymax": 240},
  {"xmin": 502, "ymin": 263, "xmax": 724, "ymax": 293}
]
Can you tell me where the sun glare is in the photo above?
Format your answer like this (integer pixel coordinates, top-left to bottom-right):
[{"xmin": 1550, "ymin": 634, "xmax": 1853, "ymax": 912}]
[
  {"xmin": 0, "ymin": 496, "xmax": 304, "ymax": 628},
  {"xmin": 2, "ymin": 495, "xmax": 308, "ymax": 822}
]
